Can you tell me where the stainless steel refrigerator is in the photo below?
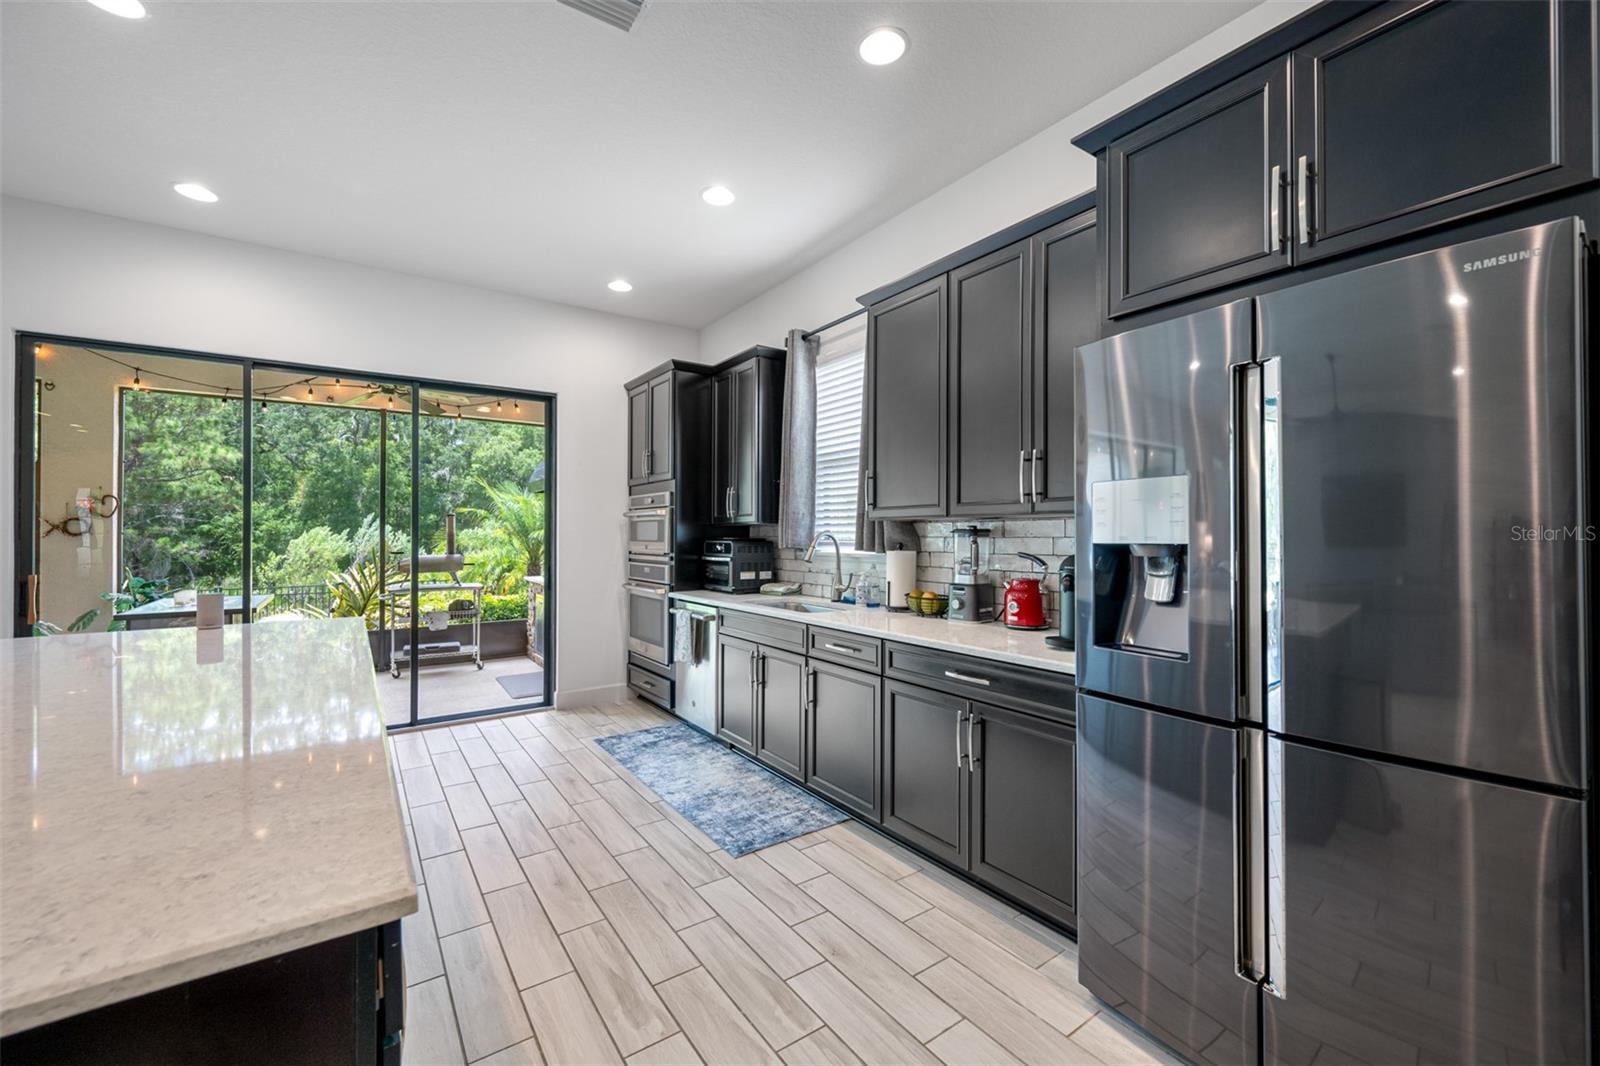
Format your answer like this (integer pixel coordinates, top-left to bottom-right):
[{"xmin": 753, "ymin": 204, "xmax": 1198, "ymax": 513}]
[{"xmin": 1074, "ymin": 217, "xmax": 1592, "ymax": 1065}]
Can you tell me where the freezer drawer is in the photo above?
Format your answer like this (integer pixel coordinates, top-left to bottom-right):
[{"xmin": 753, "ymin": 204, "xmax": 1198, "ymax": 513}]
[
  {"xmin": 1263, "ymin": 740, "xmax": 1590, "ymax": 1065},
  {"xmin": 1258, "ymin": 218, "xmax": 1587, "ymax": 788},
  {"xmin": 1077, "ymin": 693, "xmax": 1258, "ymax": 1065}
]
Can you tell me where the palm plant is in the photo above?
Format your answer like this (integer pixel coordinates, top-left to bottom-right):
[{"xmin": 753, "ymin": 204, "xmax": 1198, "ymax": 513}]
[{"xmin": 460, "ymin": 479, "xmax": 545, "ymax": 580}]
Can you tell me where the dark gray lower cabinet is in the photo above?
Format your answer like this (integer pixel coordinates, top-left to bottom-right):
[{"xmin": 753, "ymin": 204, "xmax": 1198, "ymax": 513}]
[
  {"xmin": 970, "ymin": 703, "xmax": 1075, "ymax": 927},
  {"xmin": 756, "ymin": 647, "xmax": 805, "ymax": 781},
  {"xmin": 805, "ymin": 660, "xmax": 881, "ymax": 820},
  {"xmin": 717, "ymin": 633, "xmax": 757, "ymax": 754},
  {"xmin": 881, "ymin": 681, "xmax": 969, "ymax": 868}
]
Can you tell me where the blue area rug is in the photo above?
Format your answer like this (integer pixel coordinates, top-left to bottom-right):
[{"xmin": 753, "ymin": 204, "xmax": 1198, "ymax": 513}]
[{"xmin": 595, "ymin": 723, "xmax": 847, "ymax": 856}]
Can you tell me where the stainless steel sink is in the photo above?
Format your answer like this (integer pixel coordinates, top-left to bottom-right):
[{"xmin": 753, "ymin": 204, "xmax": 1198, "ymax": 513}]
[{"xmin": 766, "ymin": 602, "xmax": 841, "ymax": 614}]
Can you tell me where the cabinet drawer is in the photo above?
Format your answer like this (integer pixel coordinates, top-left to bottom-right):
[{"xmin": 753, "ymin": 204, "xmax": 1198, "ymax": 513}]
[
  {"xmin": 628, "ymin": 664, "xmax": 673, "ymax": 711},
  {"xmin": 718, "ymin": 609, "xmax": 806, "ymax": 653},
  {"xmin": 884, "ymin": 642, "xmax": 1074, "ymax": 724},
  {"xmin": 805, "ymin": 628, "xmax": 883, "ymax": 672}
]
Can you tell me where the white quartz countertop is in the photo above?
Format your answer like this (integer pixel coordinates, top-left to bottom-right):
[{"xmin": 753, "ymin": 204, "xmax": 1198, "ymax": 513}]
[
  {"xmin": 0, "ymin": 618, "xmax": 416, "ymax": 1035},
  {"xmin": 671, "ymin": 590, "xmax": 1076, "ymax": 676}
]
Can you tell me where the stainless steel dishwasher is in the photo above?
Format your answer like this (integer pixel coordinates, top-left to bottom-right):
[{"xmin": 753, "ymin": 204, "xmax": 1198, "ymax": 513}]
[{"xmin": 670, "ymin": 601, "xmax": 717, "ymax": 734}]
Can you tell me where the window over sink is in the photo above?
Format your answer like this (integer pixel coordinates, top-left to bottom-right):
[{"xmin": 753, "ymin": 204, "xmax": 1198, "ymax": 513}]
[{"xmin": 813, "ymin": 318, "xmax": 866, "ymax": 551}]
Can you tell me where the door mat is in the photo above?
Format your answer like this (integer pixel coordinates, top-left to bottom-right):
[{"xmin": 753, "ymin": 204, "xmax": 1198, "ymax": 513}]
[
  {"xmin": 496, "ymin": 672, "xmax": 545, "ymax": 700},
  {"xmin": 595, "ymin": 723, "xmax": 847, "ymax": 856}
]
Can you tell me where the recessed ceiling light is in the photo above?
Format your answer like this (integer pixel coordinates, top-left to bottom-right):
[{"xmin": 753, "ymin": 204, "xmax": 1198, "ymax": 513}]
[
  {"xmin": 859, "ymin": 27, "xmax": 907, "ymax": 66},
  {"xmin": 608, "ymin": 279, "xmax": 633, "ymax": 293},
  {"xmin": 701, "ymin": 185, "xmax": 736, "ymax": 207},
  {"xmin": 88, "ymin": 0, "xmax": 147, "ymax": 18},
  {"xmin": 173, "ymin": 182, "xmax": 219, "ymax": 203}
]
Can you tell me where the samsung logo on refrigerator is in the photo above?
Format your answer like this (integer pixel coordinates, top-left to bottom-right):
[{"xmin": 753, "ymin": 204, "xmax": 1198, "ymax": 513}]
[{"xmin": 1461, "ymin": 247, "xmax": 1541, "ymax": 272}]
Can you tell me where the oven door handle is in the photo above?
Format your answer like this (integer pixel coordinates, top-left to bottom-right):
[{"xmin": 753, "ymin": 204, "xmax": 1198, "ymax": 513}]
[
  {"xmin": 623, "ymin": 583, "xmax": 668, "ymax": 597},
  {"xmin": 627, "ymin": 509, "xmax": 670, "ymax": 519}
]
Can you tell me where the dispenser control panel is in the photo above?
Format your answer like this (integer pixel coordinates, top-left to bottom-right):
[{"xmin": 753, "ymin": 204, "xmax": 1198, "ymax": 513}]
[{"xmin": 1090, "ymin": 475, "xmax": 1189, "ymax": 546}]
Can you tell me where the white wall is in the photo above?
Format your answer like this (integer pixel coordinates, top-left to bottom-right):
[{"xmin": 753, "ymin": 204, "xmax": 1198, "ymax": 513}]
[
  {"xmin": 698, "ymin": 0, "xmax": 1315, "ymax": 358},
  {"xmin": 1, "ymin": 196, "xmax": 699, "ymax": 704}
]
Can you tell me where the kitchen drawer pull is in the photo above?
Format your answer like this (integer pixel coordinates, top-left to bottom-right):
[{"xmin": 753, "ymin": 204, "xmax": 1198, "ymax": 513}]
[
  {"xmin": 943, "ymin": 669, "xmax": 991, "ymax": 687},
  {"xmin": 635, "ymin": 676, "xmax": 656, "ymax": 691},
  {"xmin": 822, "ymin": 642, "xmax": 861, "ymax": 654},
  {"xmin": 624, "ymin": 583, "xmax": 667, "ymax": 597}
]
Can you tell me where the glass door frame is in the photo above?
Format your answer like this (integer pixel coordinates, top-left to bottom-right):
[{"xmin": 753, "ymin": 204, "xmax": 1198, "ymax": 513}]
[{"xmin": 12, "ymin": 331, "xmax": 558, "ymax": 728}]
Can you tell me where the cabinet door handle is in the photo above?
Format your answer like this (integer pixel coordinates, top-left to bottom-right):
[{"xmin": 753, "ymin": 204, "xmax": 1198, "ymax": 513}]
[
  {"xmin": 943, "ymin": 669, "xmax": 991, "ymax": 687},
  {"xmin": 1296, "ymin": 155, "xmax": 1312, "ymax": 246},
  {"xmin": 1018, "ymin": 450, "xmax": 1027, "ymax": 504},
  {"xmin": 806, "ymin": 668, "xmax": 816, "ymax": 711},
  {"xmin": 867, "ymin": 470, "xmax": 876, "ymax": 507},
  {"xmin": 1030, "ymin": 448, "xmax": 1040, "ymax": 504},
  {"xmin": 641, "ymin": 449, "xmax": 650, "ymax": 475},
  {"xmin": 967, "ymin": 713, "xmax": 979, "ymax": 772},
  {"xmin": 1268, "ymin": 164, "xmax": 1283, "ymax": 249},
  {"xmin": 955, "ymin": 709, "xmax": 966, "ymax": 768}
]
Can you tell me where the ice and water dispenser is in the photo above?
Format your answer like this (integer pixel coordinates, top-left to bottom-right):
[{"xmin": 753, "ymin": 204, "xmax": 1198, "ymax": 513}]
[{"xmin": 1089, "ymin": 474, "xmax": 1190, "ymax": 658}]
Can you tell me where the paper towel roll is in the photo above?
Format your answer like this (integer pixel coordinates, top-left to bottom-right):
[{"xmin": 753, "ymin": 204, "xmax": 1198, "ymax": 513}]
[{"xmin": 885, "ymin": 550, "xmax": 917, "ymax": 610}]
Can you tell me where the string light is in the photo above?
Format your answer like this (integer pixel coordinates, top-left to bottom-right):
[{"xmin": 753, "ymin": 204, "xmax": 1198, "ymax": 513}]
[
  {"xmin": 496, "ymin": 400, "xmax": 503, "ymax": 411},
  {"xmin": 513, "ymin": 401, "xmax": 520, "ymax": 412},
  {"xmin": 132, "ymin": 370, "xmax": 143, "ymax": 390},
  {"xmin": 306, "ymin": 385, "xmax": 315, "ymax": 398}
]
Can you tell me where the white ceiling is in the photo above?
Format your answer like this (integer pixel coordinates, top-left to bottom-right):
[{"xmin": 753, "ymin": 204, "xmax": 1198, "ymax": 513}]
[{"xmin": 2, "ymin": 0, "xmax": 1256, "ymax": 329}]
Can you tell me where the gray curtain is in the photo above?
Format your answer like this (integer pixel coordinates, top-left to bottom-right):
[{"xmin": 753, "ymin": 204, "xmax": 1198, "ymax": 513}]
[
  {"xmin": 854, "ymin": 413, "xmax": 918, "ymax": 553},
  {"xmin": 777, "ymin": 328, "xmax": 818, "ymax": 550}
]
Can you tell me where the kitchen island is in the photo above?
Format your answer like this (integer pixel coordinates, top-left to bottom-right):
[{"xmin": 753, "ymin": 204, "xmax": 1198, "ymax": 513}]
[{"xmin": 0, "ymin": 618, "xmax": 414, "ymax": 1063}]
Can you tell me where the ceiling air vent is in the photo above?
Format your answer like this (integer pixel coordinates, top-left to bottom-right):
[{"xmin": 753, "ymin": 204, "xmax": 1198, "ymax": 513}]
[{"xmin": 557, "ymin": 0, "xmax": 644, "ymax": 32}]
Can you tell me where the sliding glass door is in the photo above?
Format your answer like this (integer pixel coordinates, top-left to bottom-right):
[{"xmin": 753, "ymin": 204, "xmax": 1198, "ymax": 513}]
[{"xmin": 14, "ymin": 335, "xmax": 554, "ymax": 727}]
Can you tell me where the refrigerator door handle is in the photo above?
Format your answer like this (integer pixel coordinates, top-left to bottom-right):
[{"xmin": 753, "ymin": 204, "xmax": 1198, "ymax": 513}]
[
  {"xmin": 1261, "ymin": 357, "xmax": 1283, "ymax": 732},
  {"xmin": 1234, "ymin": 361, "xmax": 1265, "ymax": 725},
  {"xmin": 1235, "ymin": 727, "xmax": 1267, "ymax": 985},
  {"xmin": 1264, "ymin": 735, "xmax": 1286, "ymax": 999}
]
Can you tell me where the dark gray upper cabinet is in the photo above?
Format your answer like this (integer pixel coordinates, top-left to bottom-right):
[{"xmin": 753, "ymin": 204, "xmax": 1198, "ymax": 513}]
[
  {"xmin": 755, "ymin": 647, "xmax": 806, "ymax": 782},
  {"xmin": 948, "ymin": 240, "xmax": 1033, "ymax": 517},
  {"xmin": 969, "ymin": 702, "xmax": 1076, "ymax": 928},
  {"xmin": 881, "ymin": 680, "xmax": 969, "ymax": 868},
  {"xmin": 1105, "ymin": 58, "xmax": 1291, "ymax": 316},
  {"xmin": 1029, "ymin": 211, "xmax": 1098, "ymax": 512},
  {"xmin": 805, "ymin": 659, "xmax": 881, "ymax": 820},
  {"xmin": 865, "ymin": 275, "xmax": 947, "ymax": 519},
  {"xmin": 716, "ymin": 633, "xmax": 757, "ymax": 754},
  {"xmin": 1291, "ymin": 0, "xmax": 1597, "ymax": 262},
  {"xmin": 648, "ymin": 374, "xmax": 674, "ymax": 482},
  {"xmin": 713, "ymin": 351, "xmax": 783, "ymax": 525},
  {"xmin": 627, "ymin": 382, "xmax": 652, "ymax": 485}
]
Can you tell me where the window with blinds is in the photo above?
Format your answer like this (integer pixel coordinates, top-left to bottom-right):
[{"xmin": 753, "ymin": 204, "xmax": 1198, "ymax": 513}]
[{"xmin": 813, "ymin": 320, "xmax": 867, "ymax": 551}]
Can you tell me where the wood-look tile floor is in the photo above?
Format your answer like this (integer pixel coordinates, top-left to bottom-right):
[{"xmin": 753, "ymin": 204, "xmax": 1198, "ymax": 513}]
[{"xmin": 391, "ymin": 700, "xmax": 1178, "ymax": 1066}]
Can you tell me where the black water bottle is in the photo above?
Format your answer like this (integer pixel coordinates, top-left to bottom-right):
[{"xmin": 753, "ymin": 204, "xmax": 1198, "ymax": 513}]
[{"xmin": 1047, "ymin": 556, "xmax": 1075, "ymax": 651}]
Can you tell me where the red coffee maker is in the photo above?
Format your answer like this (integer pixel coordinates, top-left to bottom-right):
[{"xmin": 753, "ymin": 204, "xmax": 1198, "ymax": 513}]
[{"xmin": 1003, "ymin": 553, "xmax": 1050, "ymax": 630}]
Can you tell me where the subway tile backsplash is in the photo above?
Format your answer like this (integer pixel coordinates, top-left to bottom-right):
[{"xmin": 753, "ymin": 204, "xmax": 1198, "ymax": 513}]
[{"xmin": 746, "ymin": 516, "xmax": 1077, "ymax": 626}]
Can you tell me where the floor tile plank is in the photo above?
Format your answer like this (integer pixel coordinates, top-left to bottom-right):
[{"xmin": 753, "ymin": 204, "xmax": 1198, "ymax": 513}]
[
  {"xmin": 637, "ymin": 821, "xmax": 726, "ymax": 887},
  {"xmin": 474, "ymin": 763, "xmax": 524, "ymax": 806},
  {"xmin": 496, "ymin": 748, "xmax": 547, "ymax": 786},
  {"xmin": 484, "ymin": 883, "xmax": 573, "ymax": 990},
  {"xmin": 433, "ymin": 749, "xmax": 477, "ymax": 787},
  {"xmin": 546, "ymin": 762, "xmax": 604, "ymax": 805},
  {"xmin": 393, "ymin": 733, "xmax": 432, "ymax": 771},
  {"xmin": 473, "ymin": 1037, "xmax": 546, "ymax": 1065},
  {"xmin": 652, "ymin": 801, "xmax": 722, "ymax": 852},
  {"xmin": 493, "ymin": 800, "xmax": 557, "ymax": 858},
  {"xmin": 593, "ymin": 778, "xmax": 665, "ymax": 828},
  {"xmin": 616, "ymin": 848, "xmax": 717, "ymax": 930},
  {"xmin": 424, "ymin": 728, "xmax": 462, "ymax": 755},
  {"xmin": 1069, "ymin": 1012, "xmax": 1180, "ymax": 1066},
  {"xmin": 439, "ymin": 923, "xmax": 534, "ymax": 1062},
  {"xmin": 697, "ymin": 877, "xmax": 823, "ymax": 979},
  {"xmin": 805, "ymin": 842, "xmax": 930, "ymax": 921},
  {"xmin": 520, "ymin": 849, "xmax": 604, "ymax": 933},
  {"xmin": 778, "ymin": 1028, "xmax": 863, "ymax": 1066},
  {"xmin": 461, "ymin": 824, "xmax": 529, "ymax": 892},
  {"xmin": 423, "ymin": 850, "xmax": 491, "ymax": 936},
  {"xmin": 404, "ymin": 975, "xmax": 465, "ymax": 1066},
  {"xmin": 627, "ymin": 1033, "xmax": 703, "ymax": 1066},
  {"xmin": 590, "ymin": 880, "xmax": 697, "ymax": 983},
  {"xmin": 519, "ymin": 734, "xmax": 568, "ymax": 768},
  {"xmin": 900, "ymin": 872, "xmax": 1058, "ymax": 967},
  {"xmin": 908, "ymin": 908, "xmax": 1095, "ymax": 1038},
  {"xmin": 404, "ymin": 765, "xmax": 447, "ymax": 808},
  {"xmin": 927, "ymin": 1019, "xmax": 1022, "ymax": 1066},
  {"xmin": 561, "ymin": 920, "xmax": 679, "ymax": 1056},
  {"xmin": 787, "ymin": 964, "xmax": 940, "ymax": 1066},
  {"xmin": 655, "ymin": 967, "xmax": 783, "ymax": 1066},
  {"xmin": 574, "ymin": 798, "xmax": 650, "ymax": 855},
  {"xmin": 521, "ymin": 972, "xmax": 622, "ymax": 1066},
  {"xmin": 402, "ymin": 882, "xmax": 445, "ymax": 985},
  {"xmin": 800, "ymin": 875, "xmax": 945, "ymax": 974},
  {"xmin": 520, "ymin": 780, "xmax": 580, "ymax": 828},
  {"xmin": 754, "ymin": 841, "xmax": 827, "ymax": 885},
  {"xmin": 917, "ymin": 958, "xmax": 1083, "ymax": 1066},
  {"xmin": 460, "ymin": 735, "xmax": 502, "ymax": 768},
  {"xmin": 445, "ymin": 781, "xmax": 499, "ymax": 830},
  {"xmin": 480, "ymin": 720, "xmax": 523, "ymax": 754},
  {"xmin": 565, "ymin": 743, "xmax": 619, "ymax": 785},
  {"xmin": 414, "ymin": 801, "xmax": 464, "ymax": 859},
  {"xmin": 795, "ymin": 913, "xmax": 959, "ymax": 1041},
  {"xmin": 678, "ymin": 917, "xmax": 822, "ymax": 1049},
  {"xmin": 821, "ymin": 823, "xmax": 920, "ymax": 879},
  {"xmin": 551, "ymin": 822, "xmax": 629, "ymax": 890},
  {"xmin": 713, "ymin": 850, "xmax": 824, "ymax": 925}
]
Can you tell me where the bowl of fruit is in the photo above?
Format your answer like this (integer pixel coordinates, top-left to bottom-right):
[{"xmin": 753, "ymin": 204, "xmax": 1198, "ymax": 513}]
[{"xmin": 908, "ymin": 589, "xmax": 949, "ymax": 617}]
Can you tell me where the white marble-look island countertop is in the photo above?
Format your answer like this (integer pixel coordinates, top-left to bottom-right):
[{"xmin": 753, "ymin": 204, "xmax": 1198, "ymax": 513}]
[
  {"xmin": 0, "ymin": 618, "xmax": 416, "ymax": 1036},
  {"xmin": 671, "ymin": 590, "xmax": 1076, "ymax": 676}
]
